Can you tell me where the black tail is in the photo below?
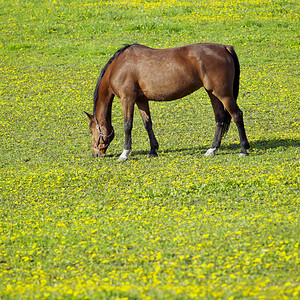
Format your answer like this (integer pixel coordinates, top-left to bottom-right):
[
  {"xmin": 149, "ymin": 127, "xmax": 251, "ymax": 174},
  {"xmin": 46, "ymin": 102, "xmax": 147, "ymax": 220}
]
[
  {"xmin": 226, "ymin": 45, "xmax": 240, "ymax": 101},
  {"xmin": 218, "ymin": 46, "xmax": 240, "ymax": 137},
  {"xmin": 220, "ymin": 109, "xmax": 231, "ymax": 137}
]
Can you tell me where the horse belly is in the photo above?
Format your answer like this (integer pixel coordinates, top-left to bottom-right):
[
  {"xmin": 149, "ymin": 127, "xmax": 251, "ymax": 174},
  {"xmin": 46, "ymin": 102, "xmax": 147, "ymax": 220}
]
[{"xmin": 138, "ymin": 70, "xmax": 202, "ymax": 101}]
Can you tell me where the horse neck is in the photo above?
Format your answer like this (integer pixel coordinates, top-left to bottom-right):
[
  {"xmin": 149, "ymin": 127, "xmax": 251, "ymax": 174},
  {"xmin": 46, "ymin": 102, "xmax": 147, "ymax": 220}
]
[{"xmin": 94, "ymin": 81, "xmax": 114, "ymax": 135}]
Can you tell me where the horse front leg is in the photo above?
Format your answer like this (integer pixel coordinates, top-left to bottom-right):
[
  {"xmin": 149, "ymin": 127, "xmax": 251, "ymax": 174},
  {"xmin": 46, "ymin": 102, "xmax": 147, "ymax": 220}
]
[
  {"xmin": 136, "ymin": 99, "xmax": 159, "ymax": 157},
  {"xmin": 118, "ymin": 97, "xmax": 135, "ymax": 162}
]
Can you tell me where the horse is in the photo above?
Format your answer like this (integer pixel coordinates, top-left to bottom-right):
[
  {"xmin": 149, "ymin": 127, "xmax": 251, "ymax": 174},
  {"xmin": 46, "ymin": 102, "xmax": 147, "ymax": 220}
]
[{"xmin": 85, "ymin": 43, "xmax": 250, "ymax": 161}]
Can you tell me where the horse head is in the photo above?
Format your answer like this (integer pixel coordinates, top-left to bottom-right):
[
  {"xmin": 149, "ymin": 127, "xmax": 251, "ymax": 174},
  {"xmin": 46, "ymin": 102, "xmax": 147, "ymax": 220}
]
[{"xmin": 85, "ymin": 112, "xmax": 114, "ymax": 157}]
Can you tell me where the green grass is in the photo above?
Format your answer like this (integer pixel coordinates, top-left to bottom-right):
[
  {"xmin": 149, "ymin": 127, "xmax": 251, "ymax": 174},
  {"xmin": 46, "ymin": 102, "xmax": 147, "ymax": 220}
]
[{"xmin": 0, "ymin": 0, "xmax": 299, "ymax": 299}]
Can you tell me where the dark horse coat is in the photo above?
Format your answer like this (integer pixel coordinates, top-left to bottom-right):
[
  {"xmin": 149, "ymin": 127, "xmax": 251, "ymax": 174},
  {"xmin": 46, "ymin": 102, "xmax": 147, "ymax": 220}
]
[{"xmin": 86, "ymin": 43, "xmax": 249, "ymax": 160}]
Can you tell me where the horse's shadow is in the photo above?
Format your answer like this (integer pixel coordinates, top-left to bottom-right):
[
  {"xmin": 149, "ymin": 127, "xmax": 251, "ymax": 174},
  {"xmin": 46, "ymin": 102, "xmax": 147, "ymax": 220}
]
[
  {"xmin": 127, "ymin": 138, "xmax": 299, "ymax": 158},
  {"xmin": 104, "ymin": 138, "xmax": 299, "ymax": 160},
  {"xmin": 226, "ymin": 138, "xmax": 299, "ymax": 151}
]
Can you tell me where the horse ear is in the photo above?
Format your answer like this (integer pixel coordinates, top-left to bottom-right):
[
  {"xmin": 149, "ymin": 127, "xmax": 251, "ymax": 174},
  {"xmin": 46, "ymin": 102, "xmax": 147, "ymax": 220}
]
[{"xmin": 84, "ymin": 111, "xmax": 93, "ymax": 121}]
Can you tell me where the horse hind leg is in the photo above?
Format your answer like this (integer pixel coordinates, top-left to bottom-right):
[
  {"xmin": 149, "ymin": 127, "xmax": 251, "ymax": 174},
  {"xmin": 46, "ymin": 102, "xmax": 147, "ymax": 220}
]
[
  {"xmin": 205, "ymin": 92, "xmax": 232, "ymax": 156},
  {"xmin": 233, "ymin": 108, "xmax": 250, "ymax": 157},
  {"xmin": 136, "ymin": 99, "xmax": 159, "ymax": 157},
  {"xmin": 220, "ymin": 96, "xmax": 250, "ymax": 156}
]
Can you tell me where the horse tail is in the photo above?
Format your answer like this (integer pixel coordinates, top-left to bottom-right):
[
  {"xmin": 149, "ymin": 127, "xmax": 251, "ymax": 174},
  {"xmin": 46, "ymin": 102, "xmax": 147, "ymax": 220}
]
[
  {"xmin": 220, "ymin": 109, "xmax": 231, "ymax": 137},
  {"xmin": 218, "ymin": 46, "xmax": 240, "ymax": 137},
  {"xmin": 226, "ymin": 45, "xmax": 240, "ymax": 101}
]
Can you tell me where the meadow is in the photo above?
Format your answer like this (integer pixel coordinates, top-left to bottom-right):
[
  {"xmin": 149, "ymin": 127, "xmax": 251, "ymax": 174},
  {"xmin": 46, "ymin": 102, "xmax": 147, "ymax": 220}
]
[{"xmin": 0, "ymin": 0, "xmax": 299, "ymax": 299}]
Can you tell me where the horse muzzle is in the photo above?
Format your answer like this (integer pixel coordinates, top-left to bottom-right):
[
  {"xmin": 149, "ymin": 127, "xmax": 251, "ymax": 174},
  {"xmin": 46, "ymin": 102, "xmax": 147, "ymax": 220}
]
[
  {"xmin": 92, "ymin": 145, "xmax": 108, "ymax": 158},
  {"xmin": 92, "ymin": 151, "xmax": 106, "ymax": 158}
]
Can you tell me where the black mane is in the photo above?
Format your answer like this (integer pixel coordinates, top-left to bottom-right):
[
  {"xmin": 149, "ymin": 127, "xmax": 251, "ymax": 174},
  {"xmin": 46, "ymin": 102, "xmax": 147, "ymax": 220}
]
[{"xmin": 93, "ymin": 44, "xmax": 139, "ymax": 116}]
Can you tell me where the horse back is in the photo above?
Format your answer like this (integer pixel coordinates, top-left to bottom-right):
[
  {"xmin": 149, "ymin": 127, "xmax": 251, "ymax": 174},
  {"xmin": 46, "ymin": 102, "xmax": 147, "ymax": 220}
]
[{"xmin": 108, "ymin": 43, "xmax": 236, "ymax": 101}]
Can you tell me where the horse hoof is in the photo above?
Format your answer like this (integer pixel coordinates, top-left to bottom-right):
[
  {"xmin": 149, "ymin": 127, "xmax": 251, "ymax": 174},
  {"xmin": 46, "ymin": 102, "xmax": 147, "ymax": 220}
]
[
  {"xmin": 238, "ymin": 152, "xmax": 248, "ymax": 157},
  {"xmin": 117, "ymin": 156, "xmax": 128, "ymax": 162},
  {"xmin": 204, "ymin": 148, "xmax": 216, "ymax": 156},
  {"xmin": 117, "ymin": 149, "xmax": 132, "ymax": 162},
  {"xmin": 148, "ymin": 152, "xmax": 158, "ymax": 158}
]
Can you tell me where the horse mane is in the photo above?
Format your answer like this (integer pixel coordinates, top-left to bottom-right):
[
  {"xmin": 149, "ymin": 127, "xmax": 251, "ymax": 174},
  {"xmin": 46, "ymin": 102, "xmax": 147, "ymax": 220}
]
[{"xmin": 93, "ymin": 44, "xmax": 140, "ymax": 116}]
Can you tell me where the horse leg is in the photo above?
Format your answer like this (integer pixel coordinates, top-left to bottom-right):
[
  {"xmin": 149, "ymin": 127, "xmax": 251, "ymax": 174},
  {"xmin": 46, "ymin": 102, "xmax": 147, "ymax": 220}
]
[
  {"xmin": 205, "ymin": 92, "xmax": 231, "ymax": 156},
  {"xmin": 118, "ymin": 97, "xmax": 135, "ymax": 162},
  {"xmin": 136, "ymin": 99, "xmax": 159, "ymax": 157},
  {"xmin": 220, "ymin": 96, "xmax": 250, "ymax": 156}
]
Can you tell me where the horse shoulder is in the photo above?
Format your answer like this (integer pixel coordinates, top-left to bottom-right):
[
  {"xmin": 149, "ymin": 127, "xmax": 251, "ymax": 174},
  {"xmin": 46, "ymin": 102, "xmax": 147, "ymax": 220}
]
[{"xmin": 108, "ymin": 56, "xmax": 138, "ymax": 98}]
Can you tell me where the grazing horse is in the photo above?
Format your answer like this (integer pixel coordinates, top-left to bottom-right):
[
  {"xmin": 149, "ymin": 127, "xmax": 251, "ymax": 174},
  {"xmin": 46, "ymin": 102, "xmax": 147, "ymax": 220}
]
[{"xmin": 85, "ymin": 43, "xmax": 250, "ymax": 161}]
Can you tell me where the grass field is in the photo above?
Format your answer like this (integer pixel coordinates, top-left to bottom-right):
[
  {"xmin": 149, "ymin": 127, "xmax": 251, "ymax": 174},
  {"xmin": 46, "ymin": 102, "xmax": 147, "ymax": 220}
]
[{"xmin": 0, "ymin": 0, "xmax": 299, "ymax": 299}]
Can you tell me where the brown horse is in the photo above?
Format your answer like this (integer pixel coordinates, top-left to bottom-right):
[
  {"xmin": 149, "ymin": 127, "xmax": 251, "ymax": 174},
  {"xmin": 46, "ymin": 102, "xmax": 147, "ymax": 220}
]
[{"xmin": 86, "ymin": 43, "xmax": 250, "ymax": 161}]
